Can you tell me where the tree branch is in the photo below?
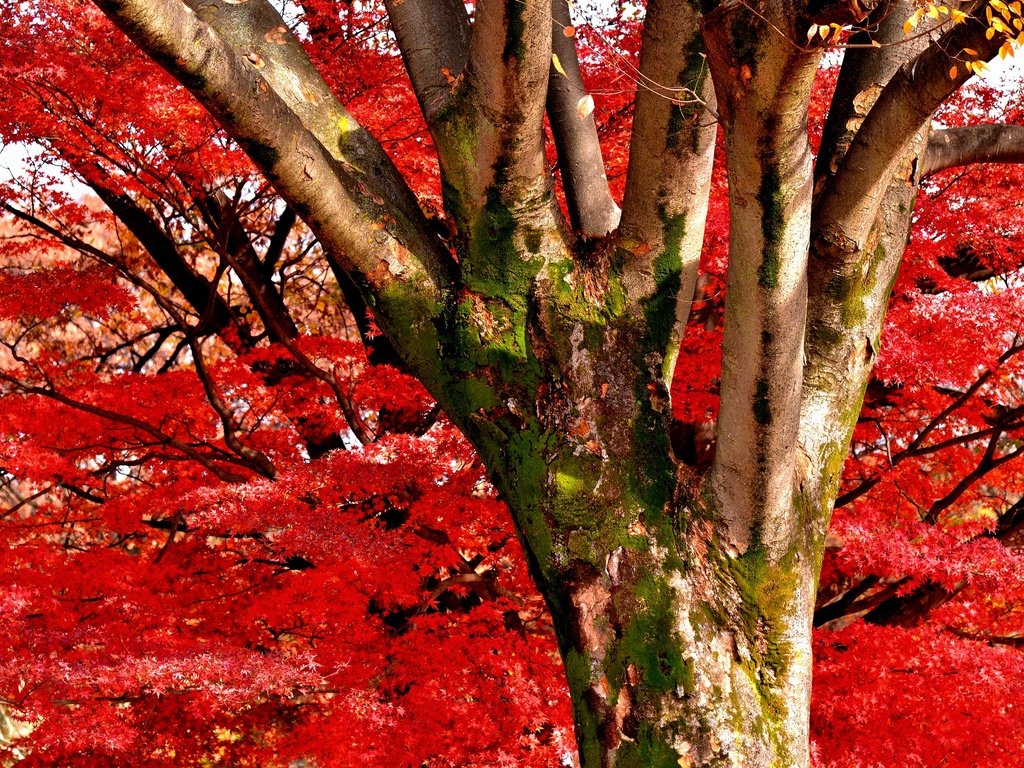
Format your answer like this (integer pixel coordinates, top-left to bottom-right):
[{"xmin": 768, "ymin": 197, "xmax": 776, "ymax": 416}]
[
  {"xmin": 836, "ymin": 342, "xmax": 1024, "ymax": 507},
  {"xmin": 704, "ymin": 7, "xmax": 820, "ymax": 555},
  {"xmin": 815, "ymin": 5, "xmax": 1003, "ymax": 249},
  {"xmin": 80, "ymin": 183, "xmax": 253, "ymax": 351},
  {"xmin": 0, "ymin": 373, "xmax": 251, "ymax": 483},
  {"xmin": 91, "ymin": 0, "xmax": 455, "ymax": 387},
  {"xmin": 799, "ymin": 3, "xmax": 984, "ymax": 514},
  {"xmin": 262, "ymin": 204, "xmax": 295, "ymax": 278},
  {"xmin": 383, "ymin": 0, "xmax": 471, "ymax": 122},
  {"xmin": 617, "ymin": 0, "xmax": 716, "ymax": 383},
  {"xmin": 921, "ymin": 123, "xmax": 1024, "ymax": 178},
  {"xmin": 464, "ymin": 0, "xmax": 553, "ymax": 206},
  {"xmin": 194, "ymin": 188, "xmax": 300, "ymax": 344},
  {"xmin": 546, "ymin": 0, "xmax": 619, "ymax": 237},
  {"xmin": 183, "ymin": 0, "xmax": 429, "ymax": 223}
]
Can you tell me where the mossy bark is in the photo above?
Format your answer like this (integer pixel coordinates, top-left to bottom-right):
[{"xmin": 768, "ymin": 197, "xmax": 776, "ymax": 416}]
[
  {"xmin": 417, "ymin": 191, "xmax": 826, "ymax": 766},
  {"xmin": 543, "ymin": 501, "xmax": 822, "ymax": 768}
]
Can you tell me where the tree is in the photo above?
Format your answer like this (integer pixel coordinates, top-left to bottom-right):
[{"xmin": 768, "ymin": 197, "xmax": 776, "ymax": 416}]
[{"xmin": 2, "ymin": 0, "xmax": 1024, "ymax": 765}]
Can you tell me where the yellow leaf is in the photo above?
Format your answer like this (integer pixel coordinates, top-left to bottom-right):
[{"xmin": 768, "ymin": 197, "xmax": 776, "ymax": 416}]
[
  {"xmin": 1013, "ymin": 0, "xmax": 1023, "ymax": 13},
  {"xmin": 927, "ymin": 4, "xmax": 941, "ymax": 19},
  {"xmin": 552, "ymin": 54, "xmax": 567, "ymax": 77},
  {"xmin": 576, "ymin": 94, "xmax": 595, "ymax": 120},
  {"xmin": 807, "ymin": 24, "xmax": 818, "ymax": 41},
  {"xmin": 963, "ymin": 47, "xmax": 978, "ymax": 55},
  {"xmin": 1000, "ymin": 40, "xmax": 1015, "ymax": 57},
  {"xmin": 819, "ymin": 24, "xmax": 831, "ymax": 37},
  {"xmin": 987, "ymin": 25, "xmax": 997, "ymax": 38},
  {"xmin": 951, "ymin": 8, "xmax": 968, "ymax": 21}
]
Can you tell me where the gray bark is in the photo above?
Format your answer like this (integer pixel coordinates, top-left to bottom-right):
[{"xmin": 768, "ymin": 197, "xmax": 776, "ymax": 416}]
[
  {"xmin": 922, "ymin": 124, "xmax": 1024, "ymax": 177},
  {"xmin": 546, "ymin": 0, "xmax": 620, "ymax": 237}
]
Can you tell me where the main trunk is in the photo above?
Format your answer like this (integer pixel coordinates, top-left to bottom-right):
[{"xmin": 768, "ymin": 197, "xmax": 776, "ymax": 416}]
[
  {"xmin": 441, "ymin": 229, "xmax": 827, "ymax": 766},
  {"xmin": 552, "ymin": 505, "xmax": 821, "ymax": 767},
  {"xmin": 489, "ymin": 449, "xmax": 824, "ymax": 768}
]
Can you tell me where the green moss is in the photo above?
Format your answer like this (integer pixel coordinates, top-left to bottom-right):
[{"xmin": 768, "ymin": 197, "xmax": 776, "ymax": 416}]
[
  {"xmin": 605, "ymin": 574, "xmax": 689, "ymax": 703},
  {"xmin": 730, "ymin": 14, "xmax": 761, "ymax": 75},
  {"xmin": 807, "ymin": 322, "xmax": 844, "ymax": 352},
  {"xmin": 465, "ymin": 197, "xmax": 532, "ymax": 309},
  {"xmin": 614, "ymin": 723, "xmax": 681, "ymax": 768},
  {"xmin": 457, "ymin": 377, "xmax": 499, "ymax": 412},
  {"xmin": 499, "ymin": 426, "xmax": 559, "ymax": 576},
  {"xmin": 753, "ymin": 377, "xmax": 772, "ymax": 426},
  {"xmin": 567, "ymin": 529, "xmax": 600, "ymax": 563},
  {"xmin": 502, "ymin": 0, "xmax": 526, "ymax": 62},
  {"xmin": 524, "ymin": 229, "xmax": 542, "ymax": 254},
  {"xmin": 655, "ymin": 212, "xmax": 686, "ymax": 285},
  {"xmin": 639, "ymin": 208, "xmax": 685, "ymax": 380},
  {"xmin": 667, "ymin": 34, "xmax": 709, "ymax": 151},
  {"xmin": 726, "ymin": 540, "xmax": 800, "ymax": 725},
  {"xmin": 630, "ymin": 406, "xmax": 677, "ymax": 514},
  {"xmin": 374, "ymin": 283, "xmax": 444, "ymax": 389},
  {"xmin": 757, "ymin": 165, "xmax": 784, "ymax": 290},
  {"xmin": 564, "ymin": 649, "xmax": 602, "ymax": 767}
]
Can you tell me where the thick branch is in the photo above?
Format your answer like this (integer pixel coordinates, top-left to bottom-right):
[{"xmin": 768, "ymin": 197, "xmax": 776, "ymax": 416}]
[
  {"xmin": 183, "ymin": 0, "xmax": 428, "ymax": 221},
  {"xmin": 922, "ymin": 124, "xmax": 1024, "ymax": 177},
  {"xmin": 91, "ymin": 0, "xmax": 454, "ymax": 387},
  {"xmin": 546, "ymin": 0, "xmax": 619, "ymax": 237},
  {"xmin": 383, "ymin": 0, "xmax": 470, "ymax": 122},
  {"xmin": 815, "ymin": 7, "xmax": 1003, "ymax": 249},
  {"xmin": 617, "ymin": 0, "xmax": 716, "ymax": 382},
  {"xmin": 815, "ymin": 0, "xmax": 927, "ymax": 191},
  {"xmin": 464, "ymin": 0, "xmax": 553, "ymax": 204},
  {"xmin": 704, "ymin": 9, "xmax": 820, "ymax": 556},
  {"xmin": 800, "ymin": 1, "xmax": 947, "ymax": 514}
]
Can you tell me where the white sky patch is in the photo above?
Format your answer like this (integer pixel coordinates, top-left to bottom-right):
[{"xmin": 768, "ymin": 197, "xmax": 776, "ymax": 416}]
[{"xmin": 0, "ymin": 141, "xmax": 91, "ymax": 198}]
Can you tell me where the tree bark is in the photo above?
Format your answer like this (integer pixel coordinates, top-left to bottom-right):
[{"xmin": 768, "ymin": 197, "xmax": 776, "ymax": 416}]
[{"xmin": 922, "ymin": 124, "xmax": 1024, "ymax": 177}]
